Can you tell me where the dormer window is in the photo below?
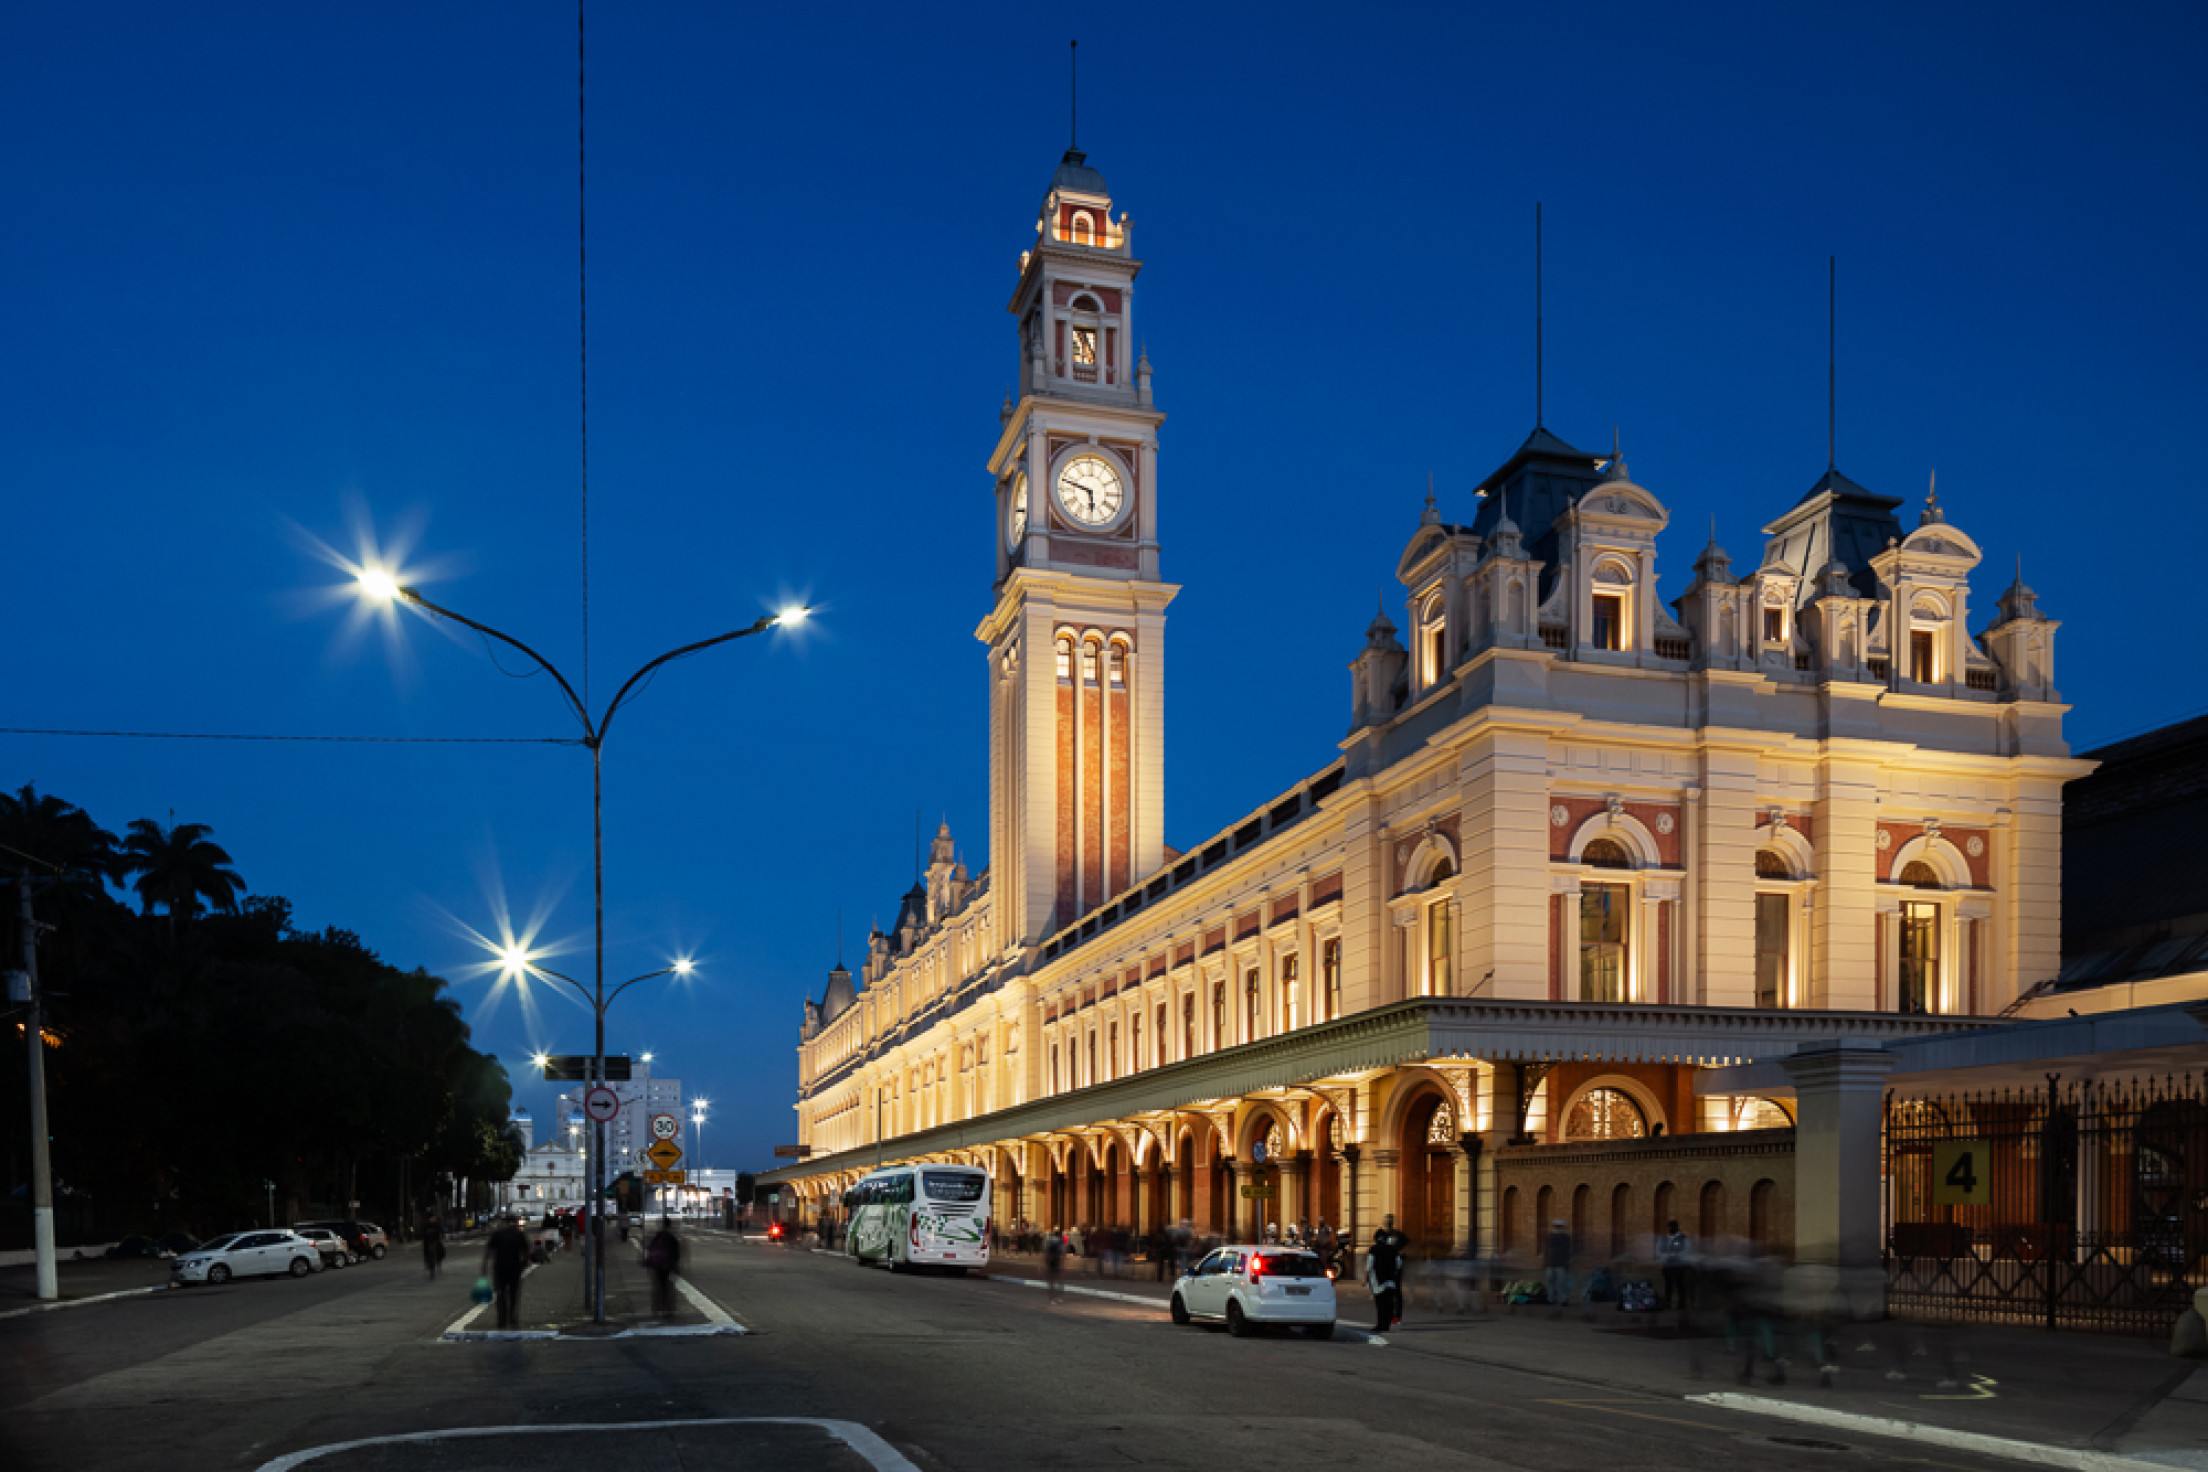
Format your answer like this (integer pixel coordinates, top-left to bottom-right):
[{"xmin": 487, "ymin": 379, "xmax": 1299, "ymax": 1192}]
[
  {"xmin": 1591, "ymin": 593, "xmax": 1625, "ymax": 652},
  {"xmin": 1908, "ymin": 595, "xmax": 1947, "ymax": 683},
  {"xmin": 1071, "ymin": 209, "xmax": 1096, "ymax": 245},
  {"xmin": 1072, "ymin": 326, "xmax": 1097, "ymax": 367},
  {"xmin": 1762, "ymin": 605, "xmax": 1785, "ymax": 643}
]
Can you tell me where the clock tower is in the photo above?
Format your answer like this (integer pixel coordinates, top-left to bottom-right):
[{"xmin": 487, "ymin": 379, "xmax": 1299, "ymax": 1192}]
[{"xmin": 978, "ymin": 146, "xmax": 1175, "ymax": 955}]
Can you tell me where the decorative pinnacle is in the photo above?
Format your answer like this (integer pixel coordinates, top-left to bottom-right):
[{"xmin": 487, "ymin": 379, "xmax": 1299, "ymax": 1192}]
[{"xmin": 1920, "ymin": 469, "xmax": 1945, "ymax": 525}]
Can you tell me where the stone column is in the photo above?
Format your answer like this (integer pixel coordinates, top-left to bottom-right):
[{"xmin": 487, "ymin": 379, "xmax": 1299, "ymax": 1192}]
[
  {"xmin": 1278, "ymin": 1159, "xmax": 1306, "ymax": 1233},
  {"xmin": 1370, "ymin": 1147, "xmax": 1402, "ymax": 1238},
  {"xmin": 1782, "ymin": 1041, "xmax": 1896, "ymax": 1320}
]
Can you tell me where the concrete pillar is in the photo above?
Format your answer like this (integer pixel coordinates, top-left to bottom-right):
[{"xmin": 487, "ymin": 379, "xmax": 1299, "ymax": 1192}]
[
  {"xmin": 1697, "ymin": 746, "xmax": 1760, "ymax": 1005},
  {"xmin": 1278, "ymin": 1159, "xmax": 1306, "ymax": 1233},
  {"xmin": 1370, "ymin": 1147, "xmax": 1402, "ymax": 1237},
  {"xmin": 1132, "ymin": 1169, "xmax": 1151, "ymax": 1237},
  {"xmin": 1813, "ymin": 753, "xmax": 1882, "ymax": 1009},
  {"xmin": 1782, "ymin": 1040, "xmax": 1895, "ymax": 1319}
]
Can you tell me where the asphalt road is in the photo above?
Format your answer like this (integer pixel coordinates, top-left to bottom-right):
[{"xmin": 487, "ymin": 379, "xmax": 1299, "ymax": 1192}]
[{"xmin": 1, "ymin": 1232, "xmax": 2037, "ymax": 1471}]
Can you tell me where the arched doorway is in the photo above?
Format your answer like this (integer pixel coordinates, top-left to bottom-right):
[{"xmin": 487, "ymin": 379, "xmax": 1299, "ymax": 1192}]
[{"xmin": 1398, "ymin": 1088, "xmax": 1458, "ymax": 1256}]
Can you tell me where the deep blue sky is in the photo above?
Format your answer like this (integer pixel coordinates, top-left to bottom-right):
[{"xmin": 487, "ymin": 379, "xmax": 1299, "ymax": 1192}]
[{"xmin": 8, "ymin": 3, "xmax": 2204, "ymax": 1168}]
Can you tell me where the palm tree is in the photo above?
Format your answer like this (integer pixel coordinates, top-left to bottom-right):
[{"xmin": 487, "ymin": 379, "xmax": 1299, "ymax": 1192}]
[
  {"xmin": 0, "ymin": 785, "xmax": 123, "ymax": 897},
  {"xmin": 121, "ymin": 818, "xmax": 246, "ymax": 925}
]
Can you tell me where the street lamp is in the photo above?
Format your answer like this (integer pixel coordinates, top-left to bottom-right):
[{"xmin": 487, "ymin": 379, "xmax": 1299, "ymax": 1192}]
[
  {"xmin": 690, "ymin": 1100, "xmax": 710, "ymax": 1176},
  {"xmin": 349, "ymin": 564, "xmax": 804, "ymax": 1321}
]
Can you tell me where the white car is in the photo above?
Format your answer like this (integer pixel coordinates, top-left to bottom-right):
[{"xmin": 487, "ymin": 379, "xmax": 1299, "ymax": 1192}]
[
  {"xmin": 293, "ymin": 1227, "xmax": 354, "ymax": 1268},
  {"xmin": 170, "ymin": 1230, "xmax": 323, "ymax": 1285},
  {"xmin": 1169, "ymin": 1244, "xmax": 1337, "ymax": 1338}
]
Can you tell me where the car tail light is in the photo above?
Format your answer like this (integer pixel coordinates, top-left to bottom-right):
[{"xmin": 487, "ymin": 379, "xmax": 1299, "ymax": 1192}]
[
  {"xmin": 1248, "ymin": 1255, "xmax": 1268, "ymax": 1279},
  {"xmin": 909, "ymin": 1214, "xmax": 921, "ymax": 1246}
]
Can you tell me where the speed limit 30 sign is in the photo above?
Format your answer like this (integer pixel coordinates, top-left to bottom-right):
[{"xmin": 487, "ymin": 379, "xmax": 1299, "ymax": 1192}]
[{"xmin": 649, "ymin": 1112, "xmax": 682, "ymax": 1143}]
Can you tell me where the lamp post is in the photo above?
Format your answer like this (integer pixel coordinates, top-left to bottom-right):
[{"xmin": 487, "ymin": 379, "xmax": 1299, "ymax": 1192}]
[
  {"xmin": 691, "ymin": 1100, "xmax": 709, "ymax": 1176},
  {"xmin": 355, "ymin": 568, "xmax": 802, "ymax": 1320}
]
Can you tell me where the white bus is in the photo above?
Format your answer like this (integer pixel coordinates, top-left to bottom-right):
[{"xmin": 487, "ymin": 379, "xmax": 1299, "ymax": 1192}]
[{"xmin": 843, "ymin": 1164, "xmax": 990, "ymax": 1271}]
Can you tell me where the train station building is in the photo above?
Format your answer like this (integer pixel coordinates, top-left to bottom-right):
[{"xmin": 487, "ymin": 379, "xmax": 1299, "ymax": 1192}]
[{"xmin": 759, "ymin": 143, "xmax": 2093, "ymax": 1293}]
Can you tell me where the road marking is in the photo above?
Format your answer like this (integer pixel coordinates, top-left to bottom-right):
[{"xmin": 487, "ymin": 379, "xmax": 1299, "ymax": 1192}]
[
  {"xmin": 1688, "ymin": 1392, "xmax": 2174, "ymax": 1471},
  {"xmin": 438, "ymin": 1261, "xmax": 539, "ymax": 1339},
  {"xmin": 672, "ymin": 1268, "xmax": 741, "ymax": 1328},
  {"xmin": 1534, "ymin": 1397, "xmax": 1721, "ymax": 1432},
  {"xmin": 439, "ymin": 1323, "xmax": 746, "ymax": 1342},
  {"xmin": 0, "ymin": 1284, "xmax": 171, "ymax": 1320},
  {"xmin": 253, "ymin": 1416, "xmax": 918, "ymax": 1471},
  {"xmin": 978, "ymin": 1272, "xmax": 1384, "ymax": 1344},
  {"xmin": 1922, "ymin": 1373, "xmax": 2000, "ymax": 1401}
]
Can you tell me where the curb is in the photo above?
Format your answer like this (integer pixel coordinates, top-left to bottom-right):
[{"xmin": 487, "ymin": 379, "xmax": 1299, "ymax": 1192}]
[
  {"xmin": 1688, "ymin": 1392, "xmax": 2181, "ymax": 1472},
  {"xmin": 0, "ymin": 1283, "xmax": 172, "ymax": 1320}
]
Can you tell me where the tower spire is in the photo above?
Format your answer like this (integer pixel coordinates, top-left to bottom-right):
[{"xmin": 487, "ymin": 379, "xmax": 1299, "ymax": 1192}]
[
  {"xmin": 1069, "ymin": 39, "xmax": 1079, "ymax": 151},
  {"xmin": 1827, "ymin": 255, "xmax": 1837, "ymax": 471},
  {"xmin": 1534, "ymin": 201, "xmax": 1546, "ymax": 430}
]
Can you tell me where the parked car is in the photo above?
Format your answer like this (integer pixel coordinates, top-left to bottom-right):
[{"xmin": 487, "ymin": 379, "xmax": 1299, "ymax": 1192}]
[
  {"xmin": 171, "ymin": 1231, "xmax": 322, "ymax": 1285},
  {"xmin": 105, "ymin": 1235, "xmax": 167, "ymax": 1260},
  {"xmin": 156, "ymin": 1232, "xmax": 201, "ymax": 1258},
  {"xmin": 1168, "ymin": 1245, "xmax": 1337, "ymax": 1338},
  {"xmin": 296, "ymin": 1219, "xmax": 390, "ymax": 1259},
  {"xmin": 292, "ymin": 1227, "xmax": 355, "ymax": 1268}
]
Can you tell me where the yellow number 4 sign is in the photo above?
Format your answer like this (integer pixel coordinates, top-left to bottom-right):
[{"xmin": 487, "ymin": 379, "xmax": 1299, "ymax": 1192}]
[{"xmin": 1932, "ymin": 1140, "xmax": 1991, "ymax": 1205}]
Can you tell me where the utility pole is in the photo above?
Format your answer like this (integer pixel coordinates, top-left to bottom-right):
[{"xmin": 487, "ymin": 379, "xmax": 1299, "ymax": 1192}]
[{"xmin": 12, "ymin": 877, "xmax": 57, "ymax": 1301}]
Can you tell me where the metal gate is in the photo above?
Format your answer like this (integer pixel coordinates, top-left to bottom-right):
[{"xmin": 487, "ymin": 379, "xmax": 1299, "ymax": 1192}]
[{"xmin": 1885, "ymin": 1073, "xmax": 2208, "ymax": 1335}]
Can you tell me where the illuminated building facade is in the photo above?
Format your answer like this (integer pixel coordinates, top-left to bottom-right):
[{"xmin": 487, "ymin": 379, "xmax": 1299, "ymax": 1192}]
[{"xmin": 761, "ymin": 146, "xmax": 2085, "ymax": 1268}]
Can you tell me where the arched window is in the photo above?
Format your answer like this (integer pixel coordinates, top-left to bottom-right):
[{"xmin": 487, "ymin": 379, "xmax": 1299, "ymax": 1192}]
[
  {"xmin": 1417, "ymin": 592, "xmax": 1448, "ymax": 688},
  {"xmin": 1563, "ymin": 1086, "xmax": 1650, "ymax": 1142},
  {"xmin": 1900, "ymin": 860, "xmax": 1942, "ymax": 889},
  {"xmin": 1424, "ymin": 859, "xmax": 1455, "ymax": 996},
  {"xmin": 1610, "ymin": 1182, "xmax": 1632, "ymax": 1256},
  {"xmin": 1278, "ymin": 951, "xmax": 1300, "ymax": 1032},
  {"xmin": 1571, "ymin": 1182, "xmax": 1591, "ymax": 1247},
  {"xmin": 1535, "ymin": 1184, "xmax": 1554, "ymax": 1239},
  {"xmin": 1698, "ymin": 1179, "xmax": 1726, "ymax": 1240},
  {"xmin": 1244, "ymin": 966, "xmax": 1262, "ymax": 1040},
  {"xmin": 1070, "ymin": 211, "xmax": 1096, "ymax": 246},
  {"xmin": 1908, "ymin": 595, "xmax": 1947, "ymax": 683},
  {"xmin": 1749, "ymin": 1178, "xmax": 1778, "ymax": 1247},
  {"xmin": 1652, "ymin": 1180, "xmax": 1676, "ymax": 1239},
  {"xmin": 1583, "ymin": 838, "xmax": 1632, "ymax": 870},
  {"xmin": 1501, "ymin": 1185, "xmax": 1520, "ymax": 1255},
  {"xmin": 1755, "ymin": 848, "xmax": 1794, "ymax": 1009},
  {"xmin": 1590, "ymin": 560, "xmax": 1633, "ymax": 651}
]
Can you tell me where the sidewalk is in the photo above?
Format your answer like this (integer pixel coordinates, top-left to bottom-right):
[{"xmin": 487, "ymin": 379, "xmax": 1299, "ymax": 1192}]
[
  {"xmin": 983, "ymin": 1249, "xmax": 2208, "ymax": 1468},
  {"xmin": 444, "ymin": 1230, "xmax": 736, "ymax": 1340}
]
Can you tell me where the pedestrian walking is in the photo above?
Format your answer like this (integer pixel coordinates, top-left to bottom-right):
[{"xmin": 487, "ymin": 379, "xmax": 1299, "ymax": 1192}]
[
  {"xmin": 1543, "ymin": 1218, "xmax": 1573, "ymax": 1313},
  {"xmin": 483, "ymin": 1213, "xmax": 529, "ymax": 1330},
  {"xmin": 1366, "ymin": 1213, "xmax": 1408, "ymax": 1332},
  {"xmin": 421, "ymin": 1212, "xmax": 446, "ymax": 1280},
  {"xmin": 1657, "ymin": 1218, "xmax": 1692, "ymax": 1313},
  {"xmin": 1313, "ymin": 1218, "xmax": 1338, "ymax": 1279},
  {"xmin": 1044, "ymin": 1226, "xmax": 1067, "ymax": 1301},
  {"xmin": 647, "ymin": 1217, "xmax": 683, "ymax": 1317}
]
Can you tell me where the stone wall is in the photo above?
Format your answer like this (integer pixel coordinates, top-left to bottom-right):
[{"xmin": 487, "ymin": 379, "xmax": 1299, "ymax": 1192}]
[{"xmin": 1492, "ymin": 1127, "xmax": 1795, "ymax": 1270}]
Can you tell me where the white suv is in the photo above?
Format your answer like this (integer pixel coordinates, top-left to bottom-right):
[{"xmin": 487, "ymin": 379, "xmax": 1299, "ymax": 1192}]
[
  {"xmin": 1169, "ymin": 1245, "xmax": 1337, "ymax": 1338},
  {"xmin": 171, "ymin": 1231, "xmax": 322, "ymax": 1285}
]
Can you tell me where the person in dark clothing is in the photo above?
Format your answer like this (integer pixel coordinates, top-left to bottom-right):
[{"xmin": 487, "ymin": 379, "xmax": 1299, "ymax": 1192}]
[
  {"xmin": 483, "ymin": 1214, "xmax": 529, "ymax": 1329},
  {"xmin": 647, "ymin": 1217, "xmax": 683, "ymax": 1317},
  {"xmin": 1543, "ymin": 1219, "xmax": 1574, "ymax": 1315},
  {"xmin": 1657, "ymin": 1219, "xmax": 1692, "ymax": 1313},
  {"xmin": 1365, "ymin": 1214, "xmax": 1408, "ymax": 1332},
  {"xmin": 421, "ymin": 1213, "xmax": 446, "ymax": 1280},
  {"xmin": 1043, "ymin": 1227, "xmax": 1067, "ymax": 1301}
]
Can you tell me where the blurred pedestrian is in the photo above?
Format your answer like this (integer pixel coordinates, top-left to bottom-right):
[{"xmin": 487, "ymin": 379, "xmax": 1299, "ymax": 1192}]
[
  {"xmin": 421, "ymin": 1213, "xmax": 446, "ymax": 1280},
  {"xmin": 1543, "ymin": 1218, "xmax": 1573, "ymax": 1314},
  {"xmin": 483, "ymin": 1213, "xmax": 529, "ymax": 1330},
  {"xmin": 1044, "ymin": 1226, "xmax": 1067, "ymax": 1301},
  {"xmin": 1313, "ymin": 1218, "xmax": 1338, "ymax": 1279},
  {"xmin": 647, "ymin": 1217, "xmax": 683, "ymax": 1317},
  {"xmin": 1658, "ymin": 1219, "xmax": 1692, "ymax": 1313},
  {"xmin": 1366, "ymin": 1213, "xmax": 1408, "ymax": 1332}
]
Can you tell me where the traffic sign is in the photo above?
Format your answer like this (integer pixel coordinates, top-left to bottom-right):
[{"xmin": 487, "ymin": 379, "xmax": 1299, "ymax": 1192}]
[
  {"xmin": 583, "ymin": 1085, "xmax": 620, "ymax": 1123},
  {"xmin": 538, "ymin": 1054, "xmax": 632, "ymax": 1082},
  {"xmin": 1933, "ymin": 1139, "xmax": 1992, "ymax": 1205},
  {"xmin": 772, "ymin": 1144, "xmax": 813, "ymax": 1158},
  {"xmin": 644, "ymin": 1168, "xmax": 687, "ymax": 1185},
  {"xmin": 644, "ymin": 1139, "xmax": 684, "ymax": 1170},
  {"xmin": 649, "ymin": 1112, "xmax": 681, "ymax": 1143}
]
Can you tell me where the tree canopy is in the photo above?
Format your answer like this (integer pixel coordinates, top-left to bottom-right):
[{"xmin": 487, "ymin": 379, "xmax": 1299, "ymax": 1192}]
[{"xmin": 1, "ymin": 786, "xmax": 519, "ymax": 1244}]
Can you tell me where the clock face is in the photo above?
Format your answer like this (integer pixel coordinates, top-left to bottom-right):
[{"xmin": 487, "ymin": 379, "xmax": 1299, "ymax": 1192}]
[
  {"xmin": 1007, "ymin": 472, "xmax": 1029, "ymax": 549},
  {"xmin": 1055, "ymin": 454, "xmax": 1124, "ymax": 527}
]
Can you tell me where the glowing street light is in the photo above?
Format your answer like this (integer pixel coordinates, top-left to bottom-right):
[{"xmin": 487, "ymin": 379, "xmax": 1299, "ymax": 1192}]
[
  {"xmin": 333, "ymin": 553, "xmax": 800, "ymax": 1322},
  {"xmin": 690, "ymin": 1099, "xmax": 710, "ymax": 1176}
]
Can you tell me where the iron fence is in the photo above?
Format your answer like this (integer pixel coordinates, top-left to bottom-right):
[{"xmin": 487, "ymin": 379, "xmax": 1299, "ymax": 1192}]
[{"xmin": 1885, "ymin": 1072, "xmax": 2208, "ymax": 1335}]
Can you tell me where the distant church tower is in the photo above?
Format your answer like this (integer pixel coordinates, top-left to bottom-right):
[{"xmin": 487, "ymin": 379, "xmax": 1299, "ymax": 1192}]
[{"xmin": 977, "ymin": 145, "xmax": 1176, "ymax": 953}]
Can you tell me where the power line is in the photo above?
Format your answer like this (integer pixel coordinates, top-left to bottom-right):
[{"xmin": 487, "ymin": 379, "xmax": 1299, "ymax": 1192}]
[{"xmin": 0, "ymin": 727, "xmax": 578, "ymax": 746}]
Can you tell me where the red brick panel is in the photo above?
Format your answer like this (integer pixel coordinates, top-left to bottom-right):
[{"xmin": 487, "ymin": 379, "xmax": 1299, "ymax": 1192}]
[
  {"xmin": 1201, "ymin": 926, "xmax": 1226, "ymax": 956},
  {"xmin": 1547, "ymin": 797, "xmax": 1683, "ymax": 866},
  {"xmin": 1876, "ymin": 823, "xmax": 1992, "ymax": 886},
  {"xmin": 1269, "ymin": 895, "xmax": 1299, "ymax": 927},
  {"xmin": 1310, "ymin": 870, "xmax": 1344, "ymax": 908},
  {"xmin": 1055, "ymin": 678, "xmax": 1076, "ymax": 929},
  {"xmin": 1082, "ymin": 667, "xmax": 1103, "ymax": 909},
  {"xmin": 1108, "ymin": 684, "xmax": 1131, "ymax": 896}
]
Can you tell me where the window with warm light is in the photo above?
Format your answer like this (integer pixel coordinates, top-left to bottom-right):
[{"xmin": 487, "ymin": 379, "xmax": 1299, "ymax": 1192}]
[
  {"xmin": 1322, "ymin": 937, "xmax": 1342, "ymax": 1020},
  {"xmin": 1591, "ymin": 592, "xmax": 1625, "ymax": 652},
  {"xmin": 1181, "ymin": 993, "xmax": 1195, "ymax": 1060},
  {"xmin": 1210, "ymin": 982, "xmax": 1225, "ymax": 1050},
  {"xmin": 1563, "ymin": 1087, "xmax": 1648, "ymax": 1142},
  {"xmin": 1762, "ymin": 605, "xmax": 1785, "ymax": 643},
  {"xmin": 1278, "ymin": 952, "xmax": 1299, "ymax": 1032},
  {"xmin": 1244, "ymin": 966, "xmax": 1261, "ymax": 1040},
  {"xmin": 1070, "ymin": 210, "xmax": 1095, "ymax": 245},
  {"xmin": 1910, "ymin": 628, "xmax": 1937, "ymax": 683}
]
